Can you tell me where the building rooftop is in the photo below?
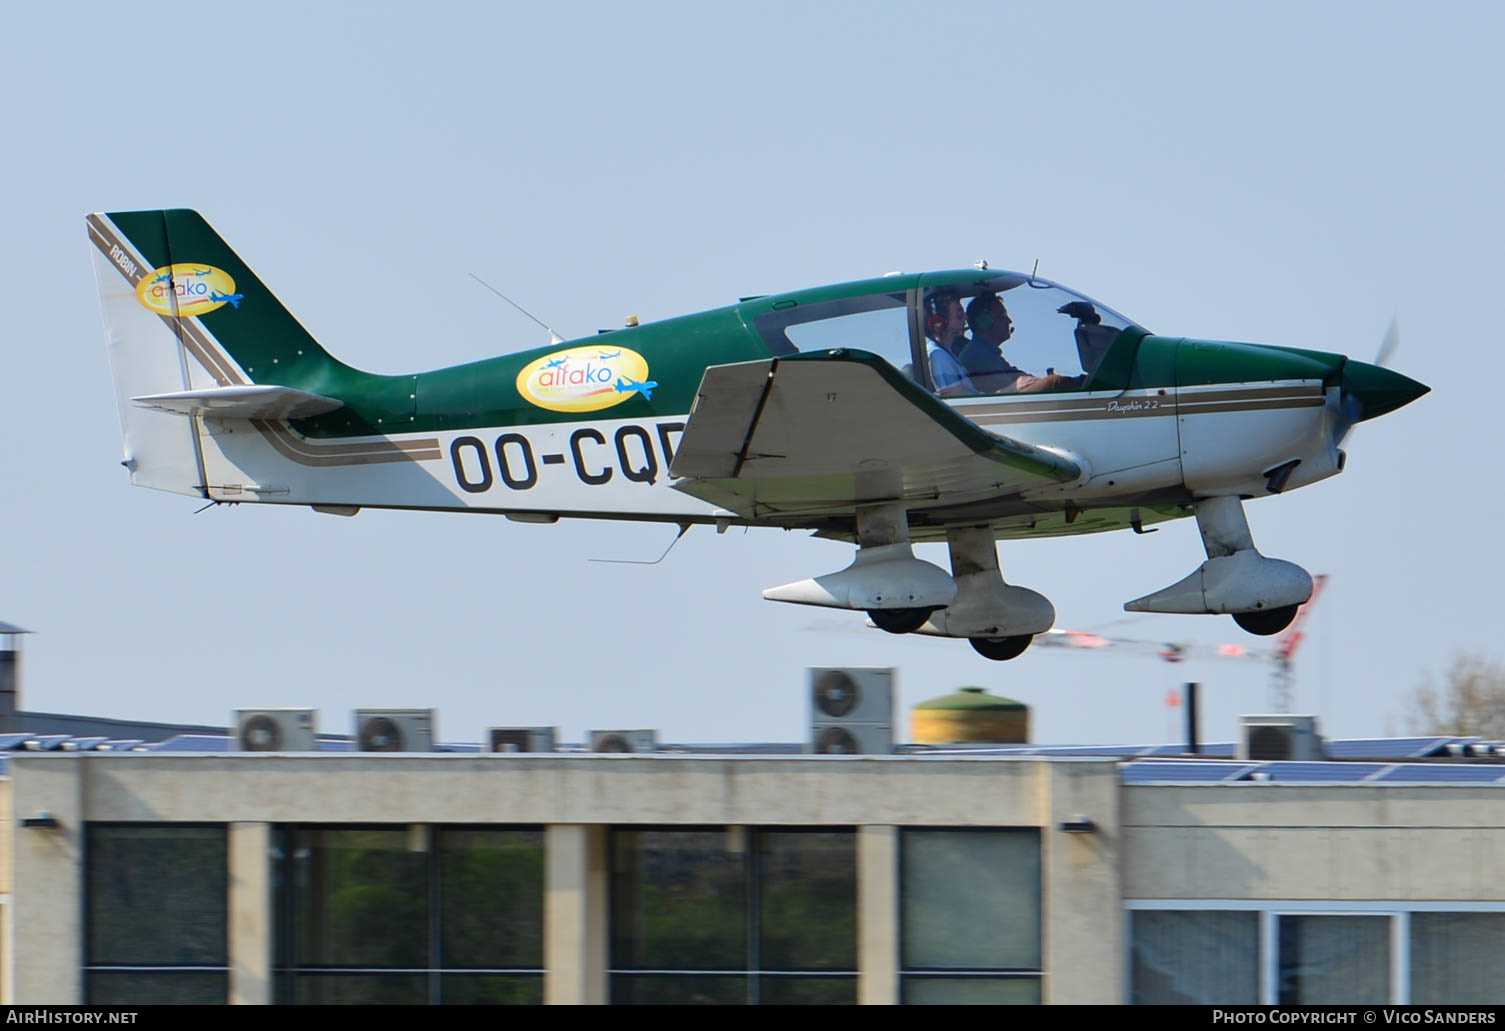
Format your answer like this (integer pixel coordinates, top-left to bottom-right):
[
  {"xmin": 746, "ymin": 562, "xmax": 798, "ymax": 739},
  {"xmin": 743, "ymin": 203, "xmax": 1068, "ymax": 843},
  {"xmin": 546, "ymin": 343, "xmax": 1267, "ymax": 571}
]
[{"xmin": 3, "ymin": 723, "xmax": 1503, "ymax": 785}]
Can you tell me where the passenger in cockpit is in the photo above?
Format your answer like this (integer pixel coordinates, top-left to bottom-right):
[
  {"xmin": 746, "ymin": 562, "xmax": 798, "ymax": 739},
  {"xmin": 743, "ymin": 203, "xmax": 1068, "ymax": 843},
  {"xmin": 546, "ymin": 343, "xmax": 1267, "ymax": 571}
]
[
  {"xmin": 962, "ymin": 293, "xmax": 1069, "ymax": 394},
  {"xmin": 924, "ymin": 289, "xmax": 977, "ymax": 397}
]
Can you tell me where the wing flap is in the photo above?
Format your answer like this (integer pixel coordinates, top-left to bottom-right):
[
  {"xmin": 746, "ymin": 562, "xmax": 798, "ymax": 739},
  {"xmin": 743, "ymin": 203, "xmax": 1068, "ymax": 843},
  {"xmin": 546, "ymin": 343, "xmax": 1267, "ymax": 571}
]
[
  {"xmin": 132, "ymin": 385, "xmax": 344, "ymax": 420},
  {"xmin": 668, "ymin": 361, "xmax": 773, "ymax": 478},
  {"xmin": 669, "ymin": 350, "xmax": 1080, "ymax": 518}
]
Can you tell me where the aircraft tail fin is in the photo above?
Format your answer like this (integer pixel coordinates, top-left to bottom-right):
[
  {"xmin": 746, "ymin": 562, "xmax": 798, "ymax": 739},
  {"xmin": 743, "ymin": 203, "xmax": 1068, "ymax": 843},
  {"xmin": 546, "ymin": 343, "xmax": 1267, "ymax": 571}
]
[{"xmin": 87, "ymin": 209, "xmax": 349, "ymax": 496}]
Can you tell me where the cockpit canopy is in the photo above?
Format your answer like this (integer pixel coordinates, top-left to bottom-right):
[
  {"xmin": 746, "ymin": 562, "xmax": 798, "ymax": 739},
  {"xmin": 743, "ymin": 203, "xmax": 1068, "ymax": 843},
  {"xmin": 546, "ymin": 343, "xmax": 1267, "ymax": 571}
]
[{"xmin": 755, "ymin": 273, "xmax": 1144, "ymax": 398}]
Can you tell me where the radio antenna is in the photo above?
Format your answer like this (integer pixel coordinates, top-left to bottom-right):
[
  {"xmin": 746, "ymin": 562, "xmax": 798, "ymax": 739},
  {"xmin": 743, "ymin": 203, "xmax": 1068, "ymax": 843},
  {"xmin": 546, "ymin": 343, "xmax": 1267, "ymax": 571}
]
[
  {"xmin": 590, "ymin": 523, "xmax": 693, "ymax": 565},
  {"xmin": 468, "ymin": 273, "xmax": 564, "ymax": 345}
]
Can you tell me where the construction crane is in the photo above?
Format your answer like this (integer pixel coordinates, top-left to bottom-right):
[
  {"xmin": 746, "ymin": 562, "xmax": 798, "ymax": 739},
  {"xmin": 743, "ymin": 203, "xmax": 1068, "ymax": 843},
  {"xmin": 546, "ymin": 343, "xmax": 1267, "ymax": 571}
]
[{"xmin": 1035, "ymin": 575, "xmax": 1329, "ymax": 712}]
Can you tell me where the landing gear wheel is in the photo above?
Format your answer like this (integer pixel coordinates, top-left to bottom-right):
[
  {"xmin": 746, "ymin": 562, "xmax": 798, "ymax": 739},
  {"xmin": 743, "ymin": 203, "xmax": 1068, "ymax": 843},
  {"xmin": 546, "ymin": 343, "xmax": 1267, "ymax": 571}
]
[
  {"xmin": 1233, "ymin": 604, "xmax": 1299, "ymax": 636},
  {"xmin": 969, "ymin": 635, "xmax": 1034, "ymax": 661},
  {"xmin": 867, "ymin": 607, "xmax": 933, "ymax": 635}
]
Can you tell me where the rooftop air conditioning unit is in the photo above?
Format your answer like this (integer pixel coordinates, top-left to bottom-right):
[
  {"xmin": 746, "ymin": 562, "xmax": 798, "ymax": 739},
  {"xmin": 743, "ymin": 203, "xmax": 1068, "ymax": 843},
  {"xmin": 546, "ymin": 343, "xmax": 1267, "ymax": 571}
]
[
  {"xmin": 809, "ymin": 667, "xmax": 894, "ymax": 755},
  {"xmin": 235, "ymin": 708, "xmax": 317, "ymax": 752},
  {"xmin": 489, "ymin": 727, "xmax": 558, "ymax": 753},
  {"xmin": 355, "ymin": 708, "xmax": 436, "ymax": 752},
  {"xmin": 590, "ymin": 729, "xmax": 658, "ymax": 753},
  {"xmin": 1237, "ymin": 714, "xmax": 1323, "ymax": 762}
]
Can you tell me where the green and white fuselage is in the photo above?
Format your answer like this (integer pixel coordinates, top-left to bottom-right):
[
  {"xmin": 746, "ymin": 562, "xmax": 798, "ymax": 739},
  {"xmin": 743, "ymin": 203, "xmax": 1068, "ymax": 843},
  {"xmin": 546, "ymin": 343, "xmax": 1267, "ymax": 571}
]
[{"xmin": 89, "ymin": 210, "xmax": 1427, "ymax": 656}]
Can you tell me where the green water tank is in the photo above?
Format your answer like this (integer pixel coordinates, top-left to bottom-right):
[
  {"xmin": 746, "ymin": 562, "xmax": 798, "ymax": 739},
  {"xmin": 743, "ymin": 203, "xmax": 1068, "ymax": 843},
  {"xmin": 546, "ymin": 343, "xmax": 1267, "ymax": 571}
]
[{"xmin": 911, "ymin": 686, "xmax": 1028, "ymax": 744}]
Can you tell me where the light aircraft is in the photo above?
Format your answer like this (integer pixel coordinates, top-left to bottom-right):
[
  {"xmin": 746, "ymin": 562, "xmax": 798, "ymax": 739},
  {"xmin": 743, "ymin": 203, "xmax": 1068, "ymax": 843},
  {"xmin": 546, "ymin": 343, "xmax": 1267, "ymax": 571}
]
[{"xmin": 88, "ymin": 209, "xmax": 1427, "ymax": 660}]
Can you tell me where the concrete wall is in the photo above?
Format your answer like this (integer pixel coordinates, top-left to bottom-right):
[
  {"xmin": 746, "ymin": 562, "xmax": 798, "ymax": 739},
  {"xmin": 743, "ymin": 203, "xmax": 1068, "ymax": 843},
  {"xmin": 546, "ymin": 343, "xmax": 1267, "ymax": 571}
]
[
  {"xmin": 20, "ymin": 753, "xmax": 1058, "ymax": 825},
  {"xmin": 10, "ymin": 762, "xmax": 82, "ymax": 1003},
  {"xmin": 1043, "ymin": 761, "xmax": 1122, "ymax": 1004},
  {"xmin": 1123, "ymin": 784, "xmax": 1505, "ymax": 901}
]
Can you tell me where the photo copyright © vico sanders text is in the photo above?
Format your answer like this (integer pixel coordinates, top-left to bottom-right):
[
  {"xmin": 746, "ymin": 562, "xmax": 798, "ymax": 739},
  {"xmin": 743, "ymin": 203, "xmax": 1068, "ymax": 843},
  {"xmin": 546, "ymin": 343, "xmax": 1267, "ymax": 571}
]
[{"xmin": 1214, "ymin": 1014, "xmax": 1495, "ymax": 1025}]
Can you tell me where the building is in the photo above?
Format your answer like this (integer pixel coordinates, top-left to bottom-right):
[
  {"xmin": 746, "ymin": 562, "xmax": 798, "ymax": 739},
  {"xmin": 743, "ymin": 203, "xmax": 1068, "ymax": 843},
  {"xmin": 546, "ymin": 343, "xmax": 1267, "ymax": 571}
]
[{"xmin": 7, "ymin": 728, "xmax": 1505, "ymax": 1004}]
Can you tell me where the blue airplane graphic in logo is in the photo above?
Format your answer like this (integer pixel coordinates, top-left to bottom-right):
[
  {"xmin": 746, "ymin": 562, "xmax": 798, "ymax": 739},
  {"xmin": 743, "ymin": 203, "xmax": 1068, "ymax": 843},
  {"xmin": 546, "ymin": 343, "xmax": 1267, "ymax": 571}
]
[
  {"xmin": 598, "ymin": 350, "xmax": 621, "ymax": 359},
  {"xmin": 150, "ymin": 270, "xmax": 173, "ymax": 284},
  {"xmin": 191, "ymin": 268, "xmax": 211, "ymax": 277},
  {"xmin": 545, "ymin": 357, "xmax": 568, "ymax": 369},
  {"xmin": 614, "ymin": 376, "xmax": 657, "ymax": 400},
  {"xmin": 210, "ymin": 291, "xmax": 243, "ymax": 308}
]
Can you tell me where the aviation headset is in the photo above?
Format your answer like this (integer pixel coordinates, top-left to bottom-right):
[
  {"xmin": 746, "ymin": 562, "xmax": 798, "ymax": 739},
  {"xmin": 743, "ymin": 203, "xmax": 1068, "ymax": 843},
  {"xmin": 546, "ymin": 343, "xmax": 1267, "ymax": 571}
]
[
  {"xmin": 925, "ymin": 290, "xmax": 961, "ymax": 338},
  {"xmin": 967, "ymin": 293, "xmax": 1005, "ymax": 334}
]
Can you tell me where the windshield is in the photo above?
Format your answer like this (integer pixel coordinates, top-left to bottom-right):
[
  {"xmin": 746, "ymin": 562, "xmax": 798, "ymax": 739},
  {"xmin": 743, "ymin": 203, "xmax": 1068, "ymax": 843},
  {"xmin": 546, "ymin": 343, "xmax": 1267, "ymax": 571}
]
[{"xmin": 921, "ymin": 274, "xmax": 1143, "ymax": 397}]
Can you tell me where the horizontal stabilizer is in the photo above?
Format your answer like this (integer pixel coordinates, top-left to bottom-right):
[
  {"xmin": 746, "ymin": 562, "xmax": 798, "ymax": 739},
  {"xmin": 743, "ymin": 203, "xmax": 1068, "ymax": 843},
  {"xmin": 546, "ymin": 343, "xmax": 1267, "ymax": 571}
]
[{"xmin": 131, "ymin": 385, "xmax": 343, "ymax": 421}]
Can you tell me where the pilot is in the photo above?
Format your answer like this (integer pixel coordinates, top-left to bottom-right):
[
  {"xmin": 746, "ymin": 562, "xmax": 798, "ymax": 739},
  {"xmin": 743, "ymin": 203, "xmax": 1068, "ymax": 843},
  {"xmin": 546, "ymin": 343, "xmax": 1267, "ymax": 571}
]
[
  {"xmin": 924, "ymin": 289, "xmax": 977, "ymax": 397},
  {"xmin": 961, "ymin": 293, "xmax": 1069, "ymax": 394}
]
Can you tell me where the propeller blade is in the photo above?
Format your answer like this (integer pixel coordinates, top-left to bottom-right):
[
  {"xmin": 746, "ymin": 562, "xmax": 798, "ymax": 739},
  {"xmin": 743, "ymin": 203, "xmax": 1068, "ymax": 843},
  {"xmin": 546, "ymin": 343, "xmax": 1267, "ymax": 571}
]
[
  {"xmin": 1374, "ymin": 315, "xmax": 1400, "ymax": 368},
  {"xmin": 1333, "ymin": 391, "xmax": 1363, "ymax": 446}
]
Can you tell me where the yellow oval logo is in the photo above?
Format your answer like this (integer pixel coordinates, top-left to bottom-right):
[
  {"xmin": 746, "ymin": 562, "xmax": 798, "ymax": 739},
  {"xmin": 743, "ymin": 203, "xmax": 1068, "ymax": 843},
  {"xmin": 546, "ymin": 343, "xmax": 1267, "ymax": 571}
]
[
  {"xmin": 135, "ymin": 264, "xmax": 241, "ymax": 317},
  {"xmin": 516, "ymin": 346, "xmax": 655, "ymax": 413}
]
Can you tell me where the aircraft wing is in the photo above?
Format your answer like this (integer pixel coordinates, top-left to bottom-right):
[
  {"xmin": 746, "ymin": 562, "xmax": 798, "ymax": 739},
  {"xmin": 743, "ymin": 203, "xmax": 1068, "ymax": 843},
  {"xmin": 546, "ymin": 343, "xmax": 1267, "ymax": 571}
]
[{"xmin": 669, "ymin": 350, "xmax": 1081, "ymax": 519}]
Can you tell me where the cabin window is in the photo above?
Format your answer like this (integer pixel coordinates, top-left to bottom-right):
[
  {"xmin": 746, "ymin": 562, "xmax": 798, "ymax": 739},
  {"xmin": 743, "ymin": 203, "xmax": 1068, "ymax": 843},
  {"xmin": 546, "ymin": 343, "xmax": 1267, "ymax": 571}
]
[{"xmin": 754, "ymin": 293, "xmax": 919, "ymax": 384}]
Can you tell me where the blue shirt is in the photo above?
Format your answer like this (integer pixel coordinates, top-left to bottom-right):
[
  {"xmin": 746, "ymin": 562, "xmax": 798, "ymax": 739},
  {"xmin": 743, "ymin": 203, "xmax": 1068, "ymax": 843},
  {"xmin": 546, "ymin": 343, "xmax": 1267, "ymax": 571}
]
[{"xmin": 928, "ymin": 340, "xmax": 976, "ymax": 395}]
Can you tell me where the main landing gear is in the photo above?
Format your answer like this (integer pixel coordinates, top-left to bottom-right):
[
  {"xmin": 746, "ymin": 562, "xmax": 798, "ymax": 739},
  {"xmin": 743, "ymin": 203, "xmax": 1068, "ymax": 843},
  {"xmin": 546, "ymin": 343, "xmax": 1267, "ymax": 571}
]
[
  {"xmin": 761, "ymin": 505, "xmax": 1054, "ymax": 660},
  {"xmin": 1125, "ymin": 495, "xmax": 1312, "ymax": 635},
  {"xmin": 969, "ymin": 634, "xmax": 1034, "ymax": 661}
]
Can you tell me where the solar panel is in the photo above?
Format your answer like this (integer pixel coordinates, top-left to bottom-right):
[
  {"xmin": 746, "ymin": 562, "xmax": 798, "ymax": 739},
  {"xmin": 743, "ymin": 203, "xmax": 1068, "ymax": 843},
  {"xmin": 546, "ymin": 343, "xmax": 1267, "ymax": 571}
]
[
  {"xmin": 1373, "ymin": 764, "xmax": 1505, "ymax": 784},
  {"xmin": 22, "ymin": 735, "xmax": 73, "ymax": 751},
  {"xmin": 1145, "ymin": 742, "xmax": 1235, "ymax": 758},
  {"xmin": 1122, "ymin": 760, "xmax": 1257, "ymax": 783},
  {"xmin": 0, "ymin": 733, "xmax": 31, "ymax": 750},
  {"xmin": 911, "ymin": 746, "xmax": 1041, "ymax": 756},
  {"xmin": 145, "ymin": 735, "xmax": 231, "ymax": 752},
  {"xmin": 1326, "ymin": 737, "xmax": 1457, "ymax": 760},
  {"xmin": 1034, "ymin": 744, "xmax": 1158, "ymax": 757},
  {"xmin": 95, "ymin": 739, "xmax": 144, "ymax": 751},
  {"xmin": 1250, "ymin": 761, "xmax": 1394, "ymax": 782},
  {"xmin": 58, "ymin": 737, "xmax": 109, "ymax": 751}
]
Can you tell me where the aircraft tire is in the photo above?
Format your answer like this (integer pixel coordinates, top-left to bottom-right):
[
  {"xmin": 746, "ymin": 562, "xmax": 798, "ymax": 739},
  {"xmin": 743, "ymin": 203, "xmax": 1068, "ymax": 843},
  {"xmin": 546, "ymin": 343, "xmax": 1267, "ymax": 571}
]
[
  {"xmin": 969, "ymin": 635, "xmax": 1033, "ymax": 661},
  {"xmin": 1232, "ymin": 604, "xmax": 1299, "ymax": 636},
  {"xmin": 867, "ymin": 607, "xmax": 933, "ymax": 635}
]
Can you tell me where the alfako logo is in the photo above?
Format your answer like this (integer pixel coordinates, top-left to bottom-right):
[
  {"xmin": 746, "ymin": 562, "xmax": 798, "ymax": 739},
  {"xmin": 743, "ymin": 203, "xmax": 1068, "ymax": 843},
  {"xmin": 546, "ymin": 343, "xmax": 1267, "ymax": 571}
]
[
  {"xmin": 136, "ymin": 264, "xmax": 242, "ymax": 317},
  {"xmin": 516, "ymin": 345, "xmax": 657, "ymax": 414}
]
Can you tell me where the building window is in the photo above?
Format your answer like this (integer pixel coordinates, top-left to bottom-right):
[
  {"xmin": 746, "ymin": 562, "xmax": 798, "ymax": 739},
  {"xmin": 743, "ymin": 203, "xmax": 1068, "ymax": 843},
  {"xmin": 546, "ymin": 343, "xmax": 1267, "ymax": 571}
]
[
  {"xmin": 1278, "ymin": 915, "xmax": 1389, "ymax": 1005},
  {"xmin": 609, "ymin": 828, "xmax": 857, "ymax": 1004},
  {"xmin": 1129, "ymin": 903, "xmax": 1505, "ymax": 1005},
  {"xmin": 1130, "ymin": 911, "xmax": 1259, "ymax": 1004},
  {"xmin": 275, "ymin": 826, "xmax": 543, "ymax": 1004},
  {"xmin": 899, "ymin": 828, "xmax": 1041, "ymax": 1004},
  {"xmin": 1411, "ymin": 913, "xmax": 1505, "ymax": 1003},
  {"xmin": 86, "ymin": 824, "xmax": 228, "ymax": 1004}
]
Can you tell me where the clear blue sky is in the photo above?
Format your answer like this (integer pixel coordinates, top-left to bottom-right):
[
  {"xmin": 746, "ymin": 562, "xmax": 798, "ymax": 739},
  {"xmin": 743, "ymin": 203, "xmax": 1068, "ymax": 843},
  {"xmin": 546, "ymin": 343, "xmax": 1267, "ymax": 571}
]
[{"xmin": 1, "ymin": 2, "xmax": 1496, "ymax": 745}]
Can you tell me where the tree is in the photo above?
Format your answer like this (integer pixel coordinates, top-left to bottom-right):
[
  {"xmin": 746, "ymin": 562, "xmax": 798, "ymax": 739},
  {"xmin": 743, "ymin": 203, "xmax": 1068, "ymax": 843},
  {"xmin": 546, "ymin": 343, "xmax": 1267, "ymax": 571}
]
[{"xmin": 1407, "ymin": 654, "xmax": 1505, "ymax": 740}]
